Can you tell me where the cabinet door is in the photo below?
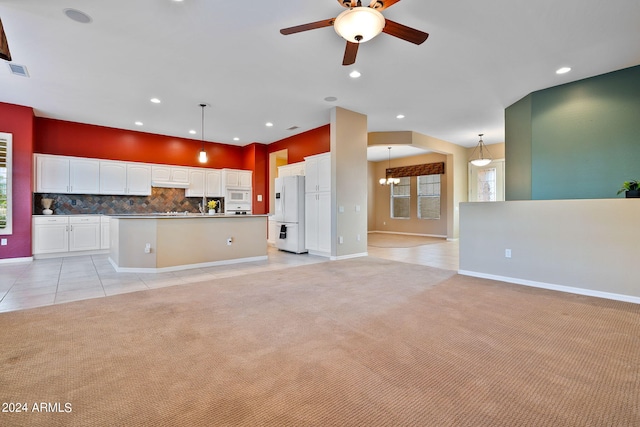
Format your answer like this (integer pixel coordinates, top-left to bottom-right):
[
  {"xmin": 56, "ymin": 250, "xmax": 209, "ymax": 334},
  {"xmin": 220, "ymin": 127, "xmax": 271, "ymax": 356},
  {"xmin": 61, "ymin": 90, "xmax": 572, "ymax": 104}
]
[
  {"xmin": 185, "ymin": 169, "xmax": 205, "ymax": 197},
  {"xmin": 305, "ymin": 193, "xmax": 319, "ymax": 251},
  {"xmin": 171, "ymin": 167, "xmax": 190, "ymax": 183},
  {"xmin": 151, "ymin": 165, "xmax": 171, "ymax": 182},
  {"xmin": 224, "ymin": 170, "xmax": 240, "ymax": 188},
  {"xmin": 205, "ymin": 170, "xmax": 222, "ymax": 197},
  {"xmin": 317, "ymin": 192, "xmax": 332, "ymax": 253},
  {"xmin": 239, "ymin": 171, "xmax": 252, "ymax": 188},
  {"xmin": 36, "ymin": 155, "xmax": 70, "ymax": 193},
  {"xmin": 69, "ymin": 158, "xmax": 100, "ymax": 194},
  {"xmin": 304, "ymin": 158, "xmax": 318, "ymax": 193},
  {"xmin": 317, "ymin": 154, "xmax": 331, "ymax": 192},
  {"xmin": 127, "ymin": 164, "xmax": 152, "ymax": 195},
  {"xmin": 69, "ymin": 217, "xmax": 100, "ymax": 252},
  {"xmin": 100, "ymin": 161, "xmax": 128, "ymax": 195},
  {"xmin": 33, "ymin": 219, "xmax": 69, "ymax": 254}
]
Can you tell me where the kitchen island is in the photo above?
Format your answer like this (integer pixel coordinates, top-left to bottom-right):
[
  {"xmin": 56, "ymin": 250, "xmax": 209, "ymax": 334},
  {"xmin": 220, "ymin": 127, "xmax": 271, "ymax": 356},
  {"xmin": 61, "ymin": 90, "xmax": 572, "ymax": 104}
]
[{"xmin": 108, "ymin": 214, "xmax": 268, "ymax": 273}]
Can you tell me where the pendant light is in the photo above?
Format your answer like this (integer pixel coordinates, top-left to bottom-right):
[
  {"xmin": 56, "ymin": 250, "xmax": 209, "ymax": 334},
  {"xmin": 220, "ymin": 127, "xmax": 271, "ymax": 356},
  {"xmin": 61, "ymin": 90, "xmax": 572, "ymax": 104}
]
[
  {"xmin": 198, "ymin": 103, "xmax": 208, "ymax": 163},
  {"xmin": 469, "ymin": 133, "xmax": 492, "ymax": 167},
  {"xmin": 379, "ymin": 147, "xmax": 400, "ymax": 185}
]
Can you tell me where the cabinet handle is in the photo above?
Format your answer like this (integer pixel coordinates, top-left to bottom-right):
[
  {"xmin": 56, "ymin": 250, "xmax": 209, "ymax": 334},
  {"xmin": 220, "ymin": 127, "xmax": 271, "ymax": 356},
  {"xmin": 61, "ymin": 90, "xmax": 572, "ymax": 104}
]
[{"xmin": 70, "ymin": 225, "xmax": 73, "ymax": 231}]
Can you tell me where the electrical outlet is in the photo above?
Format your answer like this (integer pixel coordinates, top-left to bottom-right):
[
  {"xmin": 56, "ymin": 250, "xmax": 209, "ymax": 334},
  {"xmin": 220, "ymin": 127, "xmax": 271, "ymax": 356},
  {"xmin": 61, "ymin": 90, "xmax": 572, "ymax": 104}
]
[
  {"xmin": 357, "ymin": 234, "xmax": 361, "ymax": 241},
  {"xmin": 505, "ymin": 249, "xmax": 512, "ymax": 258},
  {"xmin": 227, "ymin": 237, "xmax": 233, "ymax": 246},
  {"xmin": 1, "ymin": 238, "xmax": 7, "ymax": 246},
  {"xmin": 71, "ymin": 199, "xmax": 76, "ymax": 206},
  {"xmin": 144, "ymin": 243, "xmax": 151, "ymax": 254},
  {"xmin": 339, "ymin": 236, "xmax": 344, "ymax": 244}
]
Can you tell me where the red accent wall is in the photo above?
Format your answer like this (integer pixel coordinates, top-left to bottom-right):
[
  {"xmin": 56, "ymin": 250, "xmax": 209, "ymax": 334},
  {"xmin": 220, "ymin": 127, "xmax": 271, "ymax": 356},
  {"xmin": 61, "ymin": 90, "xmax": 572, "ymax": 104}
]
[
  {"xmin": 0, "ymin": 102, "xmax": 34, "ymax": 260},
  {"xmin": 267, "ymin": 125, "xmax": 330, "ymax": 162},
  {"xmin": 242, "ymin": 143, "xmax": 268, "ymax": 214},
  {"xmin": 34, "ymin": 118, "xmax": 245, "ymax": 169}
]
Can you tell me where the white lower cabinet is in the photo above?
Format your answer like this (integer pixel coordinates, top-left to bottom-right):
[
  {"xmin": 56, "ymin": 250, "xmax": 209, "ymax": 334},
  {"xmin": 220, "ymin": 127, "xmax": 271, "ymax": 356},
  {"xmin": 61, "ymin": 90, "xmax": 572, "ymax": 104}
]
[
  {"xmin": 33, "ymin": 217, "xmax": 69, "ymax": 254},
  {"xmin": 33, "ymin": 216, "xmax": 103, "ymax": 255},
  {"xmin": 69, "ymin": 216, "xmax": 101, "ymax": 252},
  {"xmin": 305, "ymin": 191, "xmax": 331, "ymax": 256}
]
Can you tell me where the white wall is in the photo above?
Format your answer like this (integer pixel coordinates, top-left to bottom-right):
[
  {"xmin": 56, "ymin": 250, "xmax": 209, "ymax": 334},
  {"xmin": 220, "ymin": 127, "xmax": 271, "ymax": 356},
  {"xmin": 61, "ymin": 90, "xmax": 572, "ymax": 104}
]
[{"xmin": 459, "ymin": 199, "xmax": 640, "ymax": 303}]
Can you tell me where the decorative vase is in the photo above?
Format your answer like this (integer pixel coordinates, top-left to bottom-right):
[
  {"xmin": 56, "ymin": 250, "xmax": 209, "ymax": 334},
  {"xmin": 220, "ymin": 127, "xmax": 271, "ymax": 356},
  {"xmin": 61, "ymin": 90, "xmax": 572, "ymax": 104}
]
[
  {"xmin": 43, "ymin": 208, "xmax": 53, "ymax": 215},
  {"xmin": 626, "ymin": 190, "xmax": 640, "ymax": 198},
  {"xmin": 41, "ymin": 198, "xmax": 54, "ymax": 215},
  {"xmin": 209, "ymin": 209, "xmax": 215, "ymax": 215}
]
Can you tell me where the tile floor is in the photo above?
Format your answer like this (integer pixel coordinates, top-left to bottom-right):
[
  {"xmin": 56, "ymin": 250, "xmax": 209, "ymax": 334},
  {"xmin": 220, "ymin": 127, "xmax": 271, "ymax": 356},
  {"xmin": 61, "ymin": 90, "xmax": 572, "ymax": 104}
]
[{"xmin": 0, "ymin": 235, "xmax": 458, "ymax": 313}]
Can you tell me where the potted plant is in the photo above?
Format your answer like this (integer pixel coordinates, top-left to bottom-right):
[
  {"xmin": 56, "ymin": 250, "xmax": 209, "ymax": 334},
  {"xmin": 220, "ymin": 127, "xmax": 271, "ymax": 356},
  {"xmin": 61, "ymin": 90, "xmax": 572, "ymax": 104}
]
[
  {"xmin": 617, "ymin": 180, "xmax": 640, "ymax": 198},
  {"xmin": 207, "ymin": 199, "xmax": 218, "ymax": 214}
]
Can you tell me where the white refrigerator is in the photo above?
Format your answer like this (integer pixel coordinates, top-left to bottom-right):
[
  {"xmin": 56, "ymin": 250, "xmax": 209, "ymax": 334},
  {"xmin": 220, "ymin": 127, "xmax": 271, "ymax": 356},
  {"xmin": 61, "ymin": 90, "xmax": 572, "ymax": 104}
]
[{"xmin": 274, "ymin": 175, "xmax": 307, "ymax": 253}]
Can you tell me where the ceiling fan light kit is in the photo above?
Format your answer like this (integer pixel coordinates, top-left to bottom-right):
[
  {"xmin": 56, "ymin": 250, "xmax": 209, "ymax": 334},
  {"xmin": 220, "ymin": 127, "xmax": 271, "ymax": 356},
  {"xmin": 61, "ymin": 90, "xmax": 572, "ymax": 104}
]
[
  {"xmin": 334, "ymin": 7, "xmax": 385, "ymax": 43},
  {"xmin": 280, "ymin": 0, "xmax": 428, "ymax": 66}
]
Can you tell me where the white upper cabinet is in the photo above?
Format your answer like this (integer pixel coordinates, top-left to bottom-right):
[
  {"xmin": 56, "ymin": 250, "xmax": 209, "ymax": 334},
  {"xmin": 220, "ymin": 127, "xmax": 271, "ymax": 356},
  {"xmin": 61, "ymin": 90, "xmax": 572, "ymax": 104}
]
[
  {"xmin": 222, "ymin": 169, "xmax": 252, "ymax": 189},
  {"xmin": 185, "ymin": 169, "xmax": 205, "ymax": 197},
  {"xmin": 35, "ymin": 154, "xmax": 100, "ymax": 194},
  {"xmin": 278, "ymin": 161, "xmax": 305, "ymax": 177},
  {"xmin": 205, "ymin": 170, "xmax": 222, "ymax": 197},
  {"xmin": 151, "ymin": 165, "xmax": 190, "ymax": 185},
  {"xmin": 99, "ymin": 160, "xmax": 151, "ymax": 195},
  {"xmin": 126, "ymin": 163, "xmax": 152, "ymax": 195},
  {"xmin": 304, "ymin": 153, "xmax": 331, "ymax": 193}
]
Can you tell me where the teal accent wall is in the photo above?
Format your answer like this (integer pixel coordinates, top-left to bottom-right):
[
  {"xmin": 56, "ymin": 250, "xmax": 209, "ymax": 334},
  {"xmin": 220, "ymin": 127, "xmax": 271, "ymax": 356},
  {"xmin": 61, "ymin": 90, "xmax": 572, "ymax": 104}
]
[
  {"xmin": 505, "ymin": 94, "xmax": 532, "ymax": 200},
  {"xmin": 505, "ymin": 65, "xmax": 640, "ymax": 200}
]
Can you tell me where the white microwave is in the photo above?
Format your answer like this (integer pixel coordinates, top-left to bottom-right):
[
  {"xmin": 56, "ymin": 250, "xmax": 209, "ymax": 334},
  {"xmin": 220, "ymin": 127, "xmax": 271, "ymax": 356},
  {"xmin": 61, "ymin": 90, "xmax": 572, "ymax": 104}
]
[{"xmin": 227, "ymin": 189, "xmax": 251, "ymax": 203}]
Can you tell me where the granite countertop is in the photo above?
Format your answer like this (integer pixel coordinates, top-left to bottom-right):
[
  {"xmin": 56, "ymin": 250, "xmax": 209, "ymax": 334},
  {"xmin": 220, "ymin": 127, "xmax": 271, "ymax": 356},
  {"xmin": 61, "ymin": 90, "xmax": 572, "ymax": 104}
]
[{"xmin": 108, "ymin": 213, "xmax": 268, "ymax": 219}]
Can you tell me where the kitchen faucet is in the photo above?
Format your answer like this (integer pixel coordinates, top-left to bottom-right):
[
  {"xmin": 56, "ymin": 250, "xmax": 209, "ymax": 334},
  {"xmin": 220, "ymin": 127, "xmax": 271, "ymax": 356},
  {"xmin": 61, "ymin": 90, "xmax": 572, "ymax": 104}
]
[{"xmin": 198, "ymin": 195, "xmax": 207, "ymax": 215}]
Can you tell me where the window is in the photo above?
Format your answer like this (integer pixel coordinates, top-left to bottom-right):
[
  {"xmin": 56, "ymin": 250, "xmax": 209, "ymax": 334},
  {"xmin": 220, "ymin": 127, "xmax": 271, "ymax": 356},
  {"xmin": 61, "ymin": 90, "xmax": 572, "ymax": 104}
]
[
  {"xmin": 417, "ymin": 174, "xmax": 440, "ymax": 220},
  {"xmin": 476, "ymin": 167, "xmax": 496, "ymax": 202},
  {"xmin": 0, "ymin": 133, "xmax": 11, "ymax": 234},
  {"xmin": 391, "ymin": 177, "xmax": 410, "ymax": 219}
]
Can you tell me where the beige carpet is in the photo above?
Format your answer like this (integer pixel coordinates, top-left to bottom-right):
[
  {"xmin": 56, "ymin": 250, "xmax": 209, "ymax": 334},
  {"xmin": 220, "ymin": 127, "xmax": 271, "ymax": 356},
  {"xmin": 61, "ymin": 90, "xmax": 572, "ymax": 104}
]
[
  {"xmin": 367, "ymin": 233, "xmax": 445, "ymax": 248},
  {"xmin": 1, "ymin": 258, "xmax": 639, "ymax": 426}
]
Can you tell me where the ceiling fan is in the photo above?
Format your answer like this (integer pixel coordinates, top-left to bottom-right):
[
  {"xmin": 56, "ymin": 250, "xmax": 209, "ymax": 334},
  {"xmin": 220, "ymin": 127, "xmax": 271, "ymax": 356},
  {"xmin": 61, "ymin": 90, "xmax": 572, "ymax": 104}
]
[{"xmin": 280, "ymin": 0, "xmax": 429, "ymax": 66}]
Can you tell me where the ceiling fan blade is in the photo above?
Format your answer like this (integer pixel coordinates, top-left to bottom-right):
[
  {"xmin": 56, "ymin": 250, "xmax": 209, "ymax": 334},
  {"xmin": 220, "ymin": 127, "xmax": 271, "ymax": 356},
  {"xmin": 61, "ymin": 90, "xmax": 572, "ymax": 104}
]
[
  {"xmin": 337, "ymin": 0, "xmax": 354, "ymax": 8},
  {"xmin": 0, "ymin": 18, "xmax": 11, "ymax": 62},
  {"xmin": 342, "ymin": 41, "xmax": 359, "ymax": 66},
  {"xmin": 382, "ymin": 19, "xmax": 429, "ymax": 45},
  {"xmin": 280, "ymin": 19, "xmax": 335, "ymax": 35},
  {"xmin": 369, "ymin": 0, "xmax": 401, "ymax": 10}
]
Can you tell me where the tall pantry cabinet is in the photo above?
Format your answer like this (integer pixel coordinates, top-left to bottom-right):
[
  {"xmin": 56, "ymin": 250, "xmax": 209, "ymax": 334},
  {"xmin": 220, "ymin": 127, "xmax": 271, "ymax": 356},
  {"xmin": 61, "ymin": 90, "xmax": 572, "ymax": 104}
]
[{"xmin": 304, "ymin": 153, "xmax": 331, "ymax": 257}]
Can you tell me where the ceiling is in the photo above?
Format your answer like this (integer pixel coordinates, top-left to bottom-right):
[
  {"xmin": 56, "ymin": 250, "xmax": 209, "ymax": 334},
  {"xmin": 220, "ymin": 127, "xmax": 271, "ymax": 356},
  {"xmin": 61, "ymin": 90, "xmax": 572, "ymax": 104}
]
[{"xmin": 1, "ymin": 0, "xmax": 639, "ymax": 160}]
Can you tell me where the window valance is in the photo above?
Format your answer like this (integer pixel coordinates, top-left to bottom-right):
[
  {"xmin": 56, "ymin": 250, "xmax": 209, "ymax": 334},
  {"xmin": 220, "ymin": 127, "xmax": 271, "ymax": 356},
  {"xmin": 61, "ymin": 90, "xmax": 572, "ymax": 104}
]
[{"xmin": 385, "ymin": 162, "xmax": 445, "ymax": 178}]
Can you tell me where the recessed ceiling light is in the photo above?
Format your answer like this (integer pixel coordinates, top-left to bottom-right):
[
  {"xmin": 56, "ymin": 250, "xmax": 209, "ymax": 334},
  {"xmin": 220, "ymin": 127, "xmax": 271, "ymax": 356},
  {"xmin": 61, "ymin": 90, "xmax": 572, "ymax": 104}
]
[
  {"xmin": 324, "ymin": 96, "xmax": 338, "ymax": 102},
  {"xmin": 349, "ymin": 70, "xmax": 361, "ymax": 78},
  {"xmin": 556, "ymin": 67, "xmax": 571, "ymax": 74},
  {"xmin": 63, "ymin": 8, "xmax": 92, "ymax": 24},
  {"xmin": 189, "ymin": 130, "xmax": 197, "ymax": 135},
  {"xmin": 266, "ymin": 122, "xmax": 274, "ymax": 127},
  {"xmin": 135, "ymin": 121, "xmax": 143, "ymax": 126},
  {"xmin": 233, "ymin": 137, "xmax": 240, "ymax": 141},
  {"xmin": 396, "ymin": 114, "xmax": 405, "ymax": 119},
  {"xmin": 150, "ymin": 98, "xmax": 161, "ymax": 104}
]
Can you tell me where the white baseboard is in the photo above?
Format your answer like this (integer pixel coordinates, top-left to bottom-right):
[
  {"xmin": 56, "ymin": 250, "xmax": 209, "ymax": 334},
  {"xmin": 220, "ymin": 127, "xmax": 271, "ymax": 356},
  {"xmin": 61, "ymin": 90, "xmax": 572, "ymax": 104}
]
[
  {"xmin": 332, "ymin": 252, "xmax": 368, "ymax": 261},
  {"xmin": 0, "ymin": 256, "xmax": 33, "ymax": 264},
  {"xmin": 458, "ymin": 270, "xmax": 640, "ymax": 305},
  {"xmin": 109, "ymin": 255, "xmax": 268, "ymax": 274},
  {"xmin": 369, "ymin": 231, "xmax": 447, "ymax": 239}
]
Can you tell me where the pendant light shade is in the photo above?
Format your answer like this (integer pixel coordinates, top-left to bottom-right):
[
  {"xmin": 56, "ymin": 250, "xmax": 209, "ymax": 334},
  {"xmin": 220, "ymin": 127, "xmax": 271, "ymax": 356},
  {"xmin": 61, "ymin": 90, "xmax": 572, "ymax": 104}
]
[
  {"xmin": 380, "ymin": 147, "xmax": 400, "ymax": 185},
  {"xmin": 469, "ymin": 133, "xmax": 492, "ymax": 167},
  {"xmin": 198, "ymin": 103, "xmax": 208, "ymax": 163}
]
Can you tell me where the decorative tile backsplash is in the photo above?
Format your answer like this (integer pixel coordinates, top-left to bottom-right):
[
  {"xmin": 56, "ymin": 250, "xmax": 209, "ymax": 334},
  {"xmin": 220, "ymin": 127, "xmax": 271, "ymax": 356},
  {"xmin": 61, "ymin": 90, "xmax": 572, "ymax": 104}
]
[{"xmin": 33, "ymin": 188, "xmax": 224, "ymax": 215}]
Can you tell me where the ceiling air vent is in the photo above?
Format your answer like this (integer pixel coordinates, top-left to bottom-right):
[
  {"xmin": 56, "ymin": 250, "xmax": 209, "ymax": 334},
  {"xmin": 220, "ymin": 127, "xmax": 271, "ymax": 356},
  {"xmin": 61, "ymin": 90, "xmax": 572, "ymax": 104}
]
[
  {"xmin": 8, "ymin": 63, "xmax": 29, "ymax": 77},
  {"xmin": 286, "ymin": 126, "xmax": 299, "ymax": 131}
]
